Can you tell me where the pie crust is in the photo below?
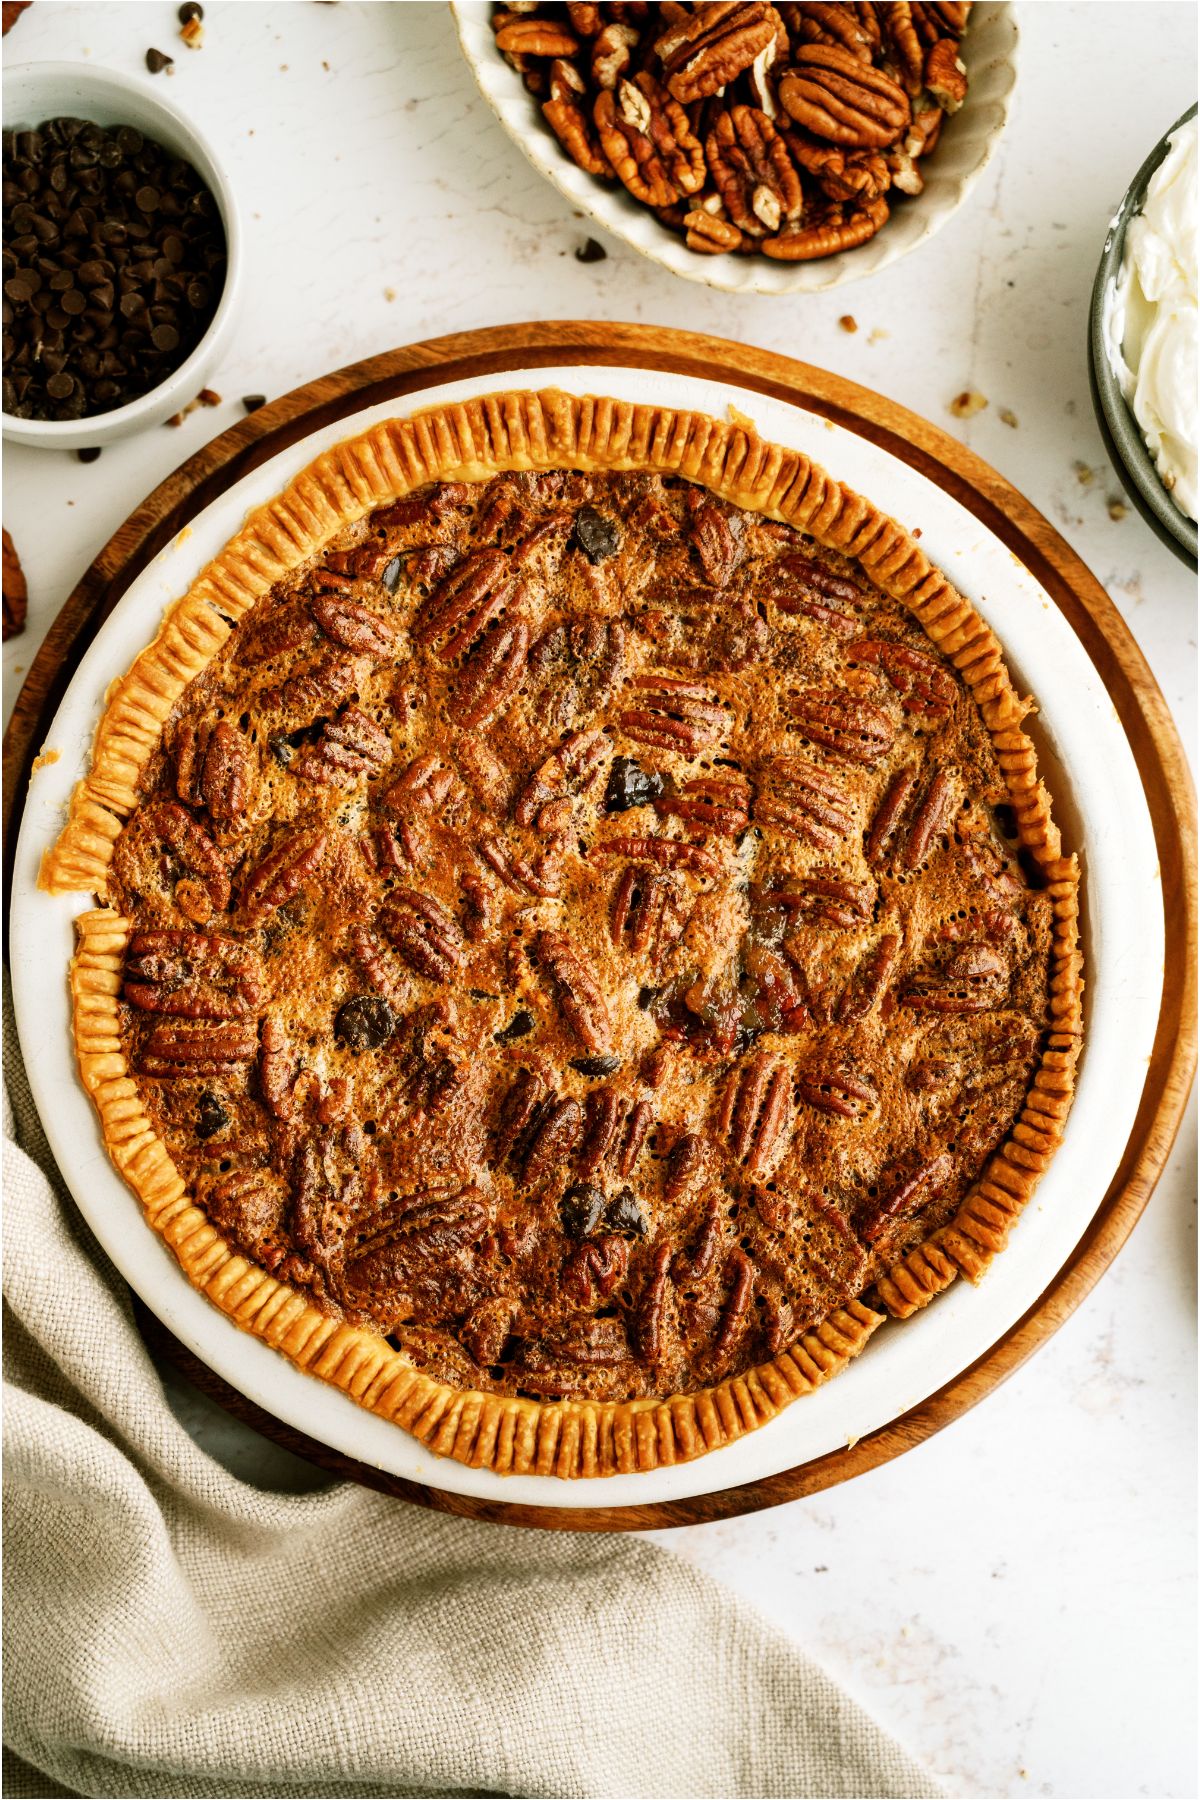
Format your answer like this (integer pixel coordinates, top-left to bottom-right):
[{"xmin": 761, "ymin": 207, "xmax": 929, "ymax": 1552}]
[{"xmin": 42, "ymin": 390, "xmax": 1083, "ymax": 1478}]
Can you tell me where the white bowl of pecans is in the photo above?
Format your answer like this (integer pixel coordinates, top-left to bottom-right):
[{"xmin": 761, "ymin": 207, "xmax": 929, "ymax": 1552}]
[{"xmin": 452, "ymin": 2, "xmax": 1019, "ymax": 293}]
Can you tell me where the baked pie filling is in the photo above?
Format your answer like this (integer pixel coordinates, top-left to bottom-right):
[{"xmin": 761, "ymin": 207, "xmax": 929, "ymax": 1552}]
[{"xmin": 46, "ymin": 393, "xmax": 1082, "ymax": 1474}]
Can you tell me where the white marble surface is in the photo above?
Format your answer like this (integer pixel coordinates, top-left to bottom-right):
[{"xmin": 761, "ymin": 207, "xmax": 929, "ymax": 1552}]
[{"xmin": 3, "ymin": 5, "xmax": 1195, "ymax": 1797}]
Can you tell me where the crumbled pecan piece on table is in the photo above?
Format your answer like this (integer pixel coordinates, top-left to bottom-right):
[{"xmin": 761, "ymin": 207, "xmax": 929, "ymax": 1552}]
[{"xmin": 2, "ymin": 527, "xmax": 28, "ymax": 640}]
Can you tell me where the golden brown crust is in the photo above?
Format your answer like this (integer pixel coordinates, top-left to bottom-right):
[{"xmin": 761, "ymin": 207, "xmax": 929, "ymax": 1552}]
[{"xmin": 47, "ymin": 391, "xmax": 1083, "ymax": 1476}]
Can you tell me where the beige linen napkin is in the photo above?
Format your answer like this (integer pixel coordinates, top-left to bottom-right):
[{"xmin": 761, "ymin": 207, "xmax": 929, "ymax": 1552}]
[{"xmin": 3, "ymin": 1006, "xmax": 940, "ymax": 1800}]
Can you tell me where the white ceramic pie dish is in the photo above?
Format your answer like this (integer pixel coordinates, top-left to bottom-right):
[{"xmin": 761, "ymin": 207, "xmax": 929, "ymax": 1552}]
[
  {"xmin": 10, "ymin": 363, "xmax": 1163, "ymax": 1510},
  {"xmin": 450, "ymin": 1, "xmax": 1019, "ymax": 295}
]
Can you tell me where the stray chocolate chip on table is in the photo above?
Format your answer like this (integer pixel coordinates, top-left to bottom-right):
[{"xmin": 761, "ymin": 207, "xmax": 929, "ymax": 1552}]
[
  {"xmin": 242, "ymin": 394, "xmax": 267, "ymax": 413},
  {"xmin": 2, "ymin": 116, "xmax": 226, "ymax": 421},
  {"xmin": 574, "ymin": 237, "xmax": 607, "ymax": 263},
  {"xmin": 77, "ymin": 446, "xmax": 102, "ymax": 462},
  {"xmin": 145, "ymin": 47, "xmax": 174, "ymax": 74}
]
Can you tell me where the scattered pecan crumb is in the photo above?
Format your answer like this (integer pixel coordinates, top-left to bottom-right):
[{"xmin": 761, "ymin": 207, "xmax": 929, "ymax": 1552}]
[
  {"xmin": 999, "ymin": 408, "xmax": 1018, "ymax": 429},
  {"xmin": 839, "ymin": 315, "xmax": 858, "ymax": 334},
  {"xmin": 575, "ymin": 237, "xmax": 607, "ymax": 263},
  {"xmin": 180, "ymin": 12, "xmax": 203, "ymax": 49},
  {"xmin": 384, "ymin": 286, "xmax": 397, "ymax": 302},
  {"xmin": 949, "ymin": 390, "xmax": 988, "ymax": 420},
  {"xmin": 166, "ymin": 390, "xmax": 219, "ymax": 426},
  {"xmin": 868, "ymin": 328, "xmax": 889, "ymax": 345},
  {"xmin": 3, "ymin": 527, "xmax": 28, "ymax": 640},
  {"xmin": 1107, "ymin": 497, "xmax": 1129, "ymax": 521},
  {"xmin": 145, "ymin": 47, "xmax": 174, "ymax": 74},
  {"xmin": 1074, "ymin": 461, "xmax": 1096, "ymax": 487}
]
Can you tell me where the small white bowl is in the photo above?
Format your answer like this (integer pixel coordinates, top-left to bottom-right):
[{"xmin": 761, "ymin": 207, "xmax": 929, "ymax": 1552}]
[
  {"xmin": 452, "ymin": 1, "xmax": 1019, "ymax": 295},
  {"xmin": 2, "ymin": 61, "xmax": 241, "ymax": 449}
]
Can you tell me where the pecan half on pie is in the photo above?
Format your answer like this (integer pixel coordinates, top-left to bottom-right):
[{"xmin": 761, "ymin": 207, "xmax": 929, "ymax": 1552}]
[{"xmin": 44, "ymin": 392, "xmax": 1082, "ymax": 1478}]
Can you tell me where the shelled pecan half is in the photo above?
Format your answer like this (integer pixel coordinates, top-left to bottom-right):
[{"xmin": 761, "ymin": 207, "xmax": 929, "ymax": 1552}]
[
  {"xmin": 619, "ymin": 674, "xmax": 728, "ymax": 754},
  {"xmin": 718, "ymin": 1052, "xmax": 791, "ymax": 1174},
  {"xmin": 656, "ymin": 3, "xmax": 777, "ymax": 104},
  {"xmin": 595, "ymin": 73, "xmax": 705, "ymax": 208}
]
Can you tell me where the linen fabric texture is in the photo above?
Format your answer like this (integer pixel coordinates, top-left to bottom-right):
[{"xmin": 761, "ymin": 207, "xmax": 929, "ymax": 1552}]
[{"xmin": 3, "ymin": 1001, "xmax": 940, "ymax": 1800}]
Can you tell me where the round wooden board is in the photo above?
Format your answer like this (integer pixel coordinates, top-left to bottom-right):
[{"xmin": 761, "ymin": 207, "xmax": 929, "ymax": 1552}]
[{"xmin": 5, "ymin": 322, "xmax": 1195, "ymax": 1531}]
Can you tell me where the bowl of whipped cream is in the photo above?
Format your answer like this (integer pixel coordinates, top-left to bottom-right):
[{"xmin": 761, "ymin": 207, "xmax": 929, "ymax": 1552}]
[{"xmin": 1090, "ymin": 104, "xmax": 1197, "ymax": 569}]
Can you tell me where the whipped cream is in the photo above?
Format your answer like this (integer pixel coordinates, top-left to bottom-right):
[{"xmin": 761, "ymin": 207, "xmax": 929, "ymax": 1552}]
[{"xmin": 1103, "ymin": 115, "xmax": 1198, "ymax": 522}]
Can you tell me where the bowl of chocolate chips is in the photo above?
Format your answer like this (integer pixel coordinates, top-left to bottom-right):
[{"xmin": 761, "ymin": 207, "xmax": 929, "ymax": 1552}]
[{"xmin": 2, "ymin": 60, "xmax": 240, "ymax": 447}]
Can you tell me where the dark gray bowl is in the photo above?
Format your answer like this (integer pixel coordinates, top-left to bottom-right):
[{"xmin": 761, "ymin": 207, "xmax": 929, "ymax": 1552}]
[{"xmin": 1088, "ymin": 103, "xmax": 1197, "ymax": 571}]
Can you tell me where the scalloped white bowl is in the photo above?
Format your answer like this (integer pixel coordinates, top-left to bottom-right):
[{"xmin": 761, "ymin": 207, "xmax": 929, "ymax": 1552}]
[{"xmin": 451, "ymin": 2, "xmax": 1019, "ymax": 294}]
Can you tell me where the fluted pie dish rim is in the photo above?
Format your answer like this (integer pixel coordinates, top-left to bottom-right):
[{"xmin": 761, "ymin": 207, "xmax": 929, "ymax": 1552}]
[{"xmin": 32, "ymin": 387, "xmax": 1086, "ymax": 1480}]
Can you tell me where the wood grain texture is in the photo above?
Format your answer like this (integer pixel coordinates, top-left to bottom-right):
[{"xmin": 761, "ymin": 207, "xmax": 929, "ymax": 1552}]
[{"xmin": 5, "ymin": 321, "xmax": 1195, "ymax": 1531}]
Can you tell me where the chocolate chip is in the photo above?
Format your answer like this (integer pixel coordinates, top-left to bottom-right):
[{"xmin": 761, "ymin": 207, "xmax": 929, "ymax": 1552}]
[
  {"xmin": 495, "ymin": 1008, "xmax": 535, "ymax": 1044},
  {"xmin": 568, "ymin": 1054, "xmax": 621, "ymax": 1078},
  {"xmin": 605, "ymin": 1187, "xmax": 649, "ymax": 1236},
  {"xmin": 178, "ymin": 0, "xmax": 203, "ymax": 18},
  {"xmin": 194, "ymin": 1090, "xmax": 229, "ymax": 1139},
  {"xmin": 76, "ymin": 446, "xmax": 101, "ymax": 462},
  {"xmin": 560, "ymin": 1183, "xmax": 606, "ymax": 1237},
  {"xmin": 241, "ymin": 393, "xmax": 266, "ymax": 413},
  {"xmin": 334, "ymin": 994, "xmax": 397, "ymax": 1051},
  {"xmin": 605, "ymin": 755, "xmax": 664, "ymax": 813},
  {"xmin": 574, "ymin": 504, "xmax": 620, "ymax": 563},
  {"xmin": 145, "ymin": 48, "xmax": 174, "ymax": 74},
  {"xmin": 575, "ymin": 237, "xmax": 607, "ymax": 263}
]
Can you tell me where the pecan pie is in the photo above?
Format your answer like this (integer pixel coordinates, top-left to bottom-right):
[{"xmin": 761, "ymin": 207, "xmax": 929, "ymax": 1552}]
[{"xmin": 43, "ymin": 391, "xmax": 1082, "ymax": 1477}]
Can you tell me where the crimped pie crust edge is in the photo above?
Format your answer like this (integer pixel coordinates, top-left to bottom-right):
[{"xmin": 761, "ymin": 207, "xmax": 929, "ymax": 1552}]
[{"xmin": 42, "ymin": 389, "xmax": 1084, "ymax": 1478}]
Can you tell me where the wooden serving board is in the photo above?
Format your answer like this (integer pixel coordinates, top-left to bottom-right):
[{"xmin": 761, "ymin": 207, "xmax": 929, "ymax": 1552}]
[{"xmin": 5, "ymin": 322, "xmax": 1195, "ymax": 1532}]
